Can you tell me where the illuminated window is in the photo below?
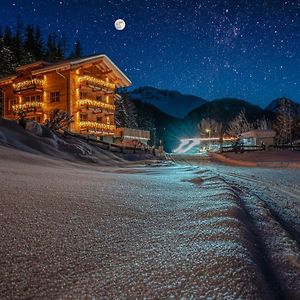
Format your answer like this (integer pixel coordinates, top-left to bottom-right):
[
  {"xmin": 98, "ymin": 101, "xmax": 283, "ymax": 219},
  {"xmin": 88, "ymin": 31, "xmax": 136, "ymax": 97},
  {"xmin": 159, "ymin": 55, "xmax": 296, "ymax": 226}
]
[
  {"xmin": 50, "ymin": 92, "xmax": 60, "ymax": 103},
  {"xmin": 106, "ymin": 117, "xmax": 110, "ymax": 124}
]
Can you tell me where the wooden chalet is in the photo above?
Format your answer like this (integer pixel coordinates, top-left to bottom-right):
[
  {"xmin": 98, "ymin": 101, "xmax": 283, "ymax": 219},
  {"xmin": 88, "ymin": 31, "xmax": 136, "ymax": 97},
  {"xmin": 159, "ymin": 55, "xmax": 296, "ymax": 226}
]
[{"xmin": 0, "ymin": 54, "xmax": 131, "ymax": 139}]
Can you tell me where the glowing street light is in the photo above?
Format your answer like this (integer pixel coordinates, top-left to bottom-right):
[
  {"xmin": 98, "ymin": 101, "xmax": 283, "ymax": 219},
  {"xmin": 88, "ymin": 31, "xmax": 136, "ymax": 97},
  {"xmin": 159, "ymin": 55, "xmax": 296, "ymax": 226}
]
[{"xmin": 206, "ymin": 129, "xmax": 211, "ymax": 151}]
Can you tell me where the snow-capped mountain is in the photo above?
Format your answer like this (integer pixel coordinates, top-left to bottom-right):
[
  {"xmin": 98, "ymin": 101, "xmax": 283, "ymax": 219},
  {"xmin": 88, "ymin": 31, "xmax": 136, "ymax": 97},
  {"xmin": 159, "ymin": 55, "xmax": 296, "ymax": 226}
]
[{"xmin": 126, "ymin": 86, "xmax": 206, "ymax": 118}]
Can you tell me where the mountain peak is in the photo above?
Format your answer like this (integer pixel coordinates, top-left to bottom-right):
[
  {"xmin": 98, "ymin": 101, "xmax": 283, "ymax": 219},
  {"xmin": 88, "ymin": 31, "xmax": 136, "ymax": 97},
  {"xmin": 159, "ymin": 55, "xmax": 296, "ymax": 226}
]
[{"xmin": 125, "ymin": 86, "xmax": 206, "ymax": 118}]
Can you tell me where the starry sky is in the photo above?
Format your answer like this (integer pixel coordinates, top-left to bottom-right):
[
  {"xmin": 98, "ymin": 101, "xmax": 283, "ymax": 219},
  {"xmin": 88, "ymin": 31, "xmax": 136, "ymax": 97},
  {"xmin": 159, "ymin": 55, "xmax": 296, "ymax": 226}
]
[{"xmin": 0, "ymin": 0, "xmax": 299, "ymax": 107}]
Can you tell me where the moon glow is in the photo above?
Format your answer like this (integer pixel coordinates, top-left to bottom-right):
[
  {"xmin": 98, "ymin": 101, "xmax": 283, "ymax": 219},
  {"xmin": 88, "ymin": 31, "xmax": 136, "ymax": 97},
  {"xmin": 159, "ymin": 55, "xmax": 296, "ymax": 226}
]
[{"xmin": 114, "ymin": 19, "xmax": 126, "ymax": 31}]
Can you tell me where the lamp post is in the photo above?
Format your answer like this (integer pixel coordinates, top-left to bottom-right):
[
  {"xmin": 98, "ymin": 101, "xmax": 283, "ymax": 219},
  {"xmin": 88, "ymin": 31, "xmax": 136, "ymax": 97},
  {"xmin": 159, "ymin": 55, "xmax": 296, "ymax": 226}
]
[{"xmin": 206, "ymin": 129, "xmax": 211, "ymax": 151}]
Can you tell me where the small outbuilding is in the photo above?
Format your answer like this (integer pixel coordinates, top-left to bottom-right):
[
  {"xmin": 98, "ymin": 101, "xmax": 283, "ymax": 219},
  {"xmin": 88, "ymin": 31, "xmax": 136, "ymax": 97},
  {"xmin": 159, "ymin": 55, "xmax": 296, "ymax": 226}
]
[{"xmin": 240, "ymin": 129, "xmax": 276, "ymax": 146}]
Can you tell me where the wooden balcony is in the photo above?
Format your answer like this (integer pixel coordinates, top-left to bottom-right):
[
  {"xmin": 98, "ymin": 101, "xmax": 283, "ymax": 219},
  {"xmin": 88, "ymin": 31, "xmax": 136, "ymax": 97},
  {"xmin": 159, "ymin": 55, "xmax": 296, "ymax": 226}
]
[
  {"xmin": 79, "ymin": 75, "xmax": 115, "ymax": 92},
  {"xmin": 12, "ymin": 101, "xmax": 44, "ymax": 113},
  {"xmin": 78, "ymin": 99, "xmax": 115, "ymax": 112},
  {"xmin": 79, "ymin": 121, "xmax": 116, "ymax": 135},
  {"xmin": 13, "ymin": 78, "xmax": 44, "ymax": 93}
]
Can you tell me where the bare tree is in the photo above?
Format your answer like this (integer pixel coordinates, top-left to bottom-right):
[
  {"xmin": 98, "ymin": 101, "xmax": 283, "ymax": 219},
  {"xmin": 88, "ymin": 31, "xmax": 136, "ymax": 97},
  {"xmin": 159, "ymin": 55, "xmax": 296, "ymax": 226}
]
[
  {"xmin": 273, "ymin": 113, "xmax": 294, "ymax": 145},
  {"xmin": 272, "ymin": 99, "xmax": 293, "ymax": 145},
  {"xmin": 44, "ymin": 109, "xmax": 73, "ymax": 131},
  {"xmin": 255, "ymin": 116, "xmax": 271, "ymax": 130},
  {"xmin": 227, "ymin": 110, "xmax": 253, "ymax": 137},
  {"xmin": 198, "ymin": 117, "xmax": 222, "ymax": 137}
]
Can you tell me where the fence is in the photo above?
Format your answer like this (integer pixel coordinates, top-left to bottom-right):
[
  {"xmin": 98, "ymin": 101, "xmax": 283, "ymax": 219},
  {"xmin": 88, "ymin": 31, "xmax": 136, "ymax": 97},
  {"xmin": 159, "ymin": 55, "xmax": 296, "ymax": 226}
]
[
  {"xmin": 221, "ymin": 144, "xmax": 300, "ymax": 153},
  {"xmin": 62, "ymin": 130, "xmax": 154, "ymax": 155}
]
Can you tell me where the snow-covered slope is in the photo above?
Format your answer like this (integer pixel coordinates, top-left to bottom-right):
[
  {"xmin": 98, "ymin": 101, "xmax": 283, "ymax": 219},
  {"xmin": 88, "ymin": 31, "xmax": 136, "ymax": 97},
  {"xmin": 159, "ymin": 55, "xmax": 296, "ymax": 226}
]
[{"xmin": 127, "ymin": 86, "xmax": 206, "ymax": 118}]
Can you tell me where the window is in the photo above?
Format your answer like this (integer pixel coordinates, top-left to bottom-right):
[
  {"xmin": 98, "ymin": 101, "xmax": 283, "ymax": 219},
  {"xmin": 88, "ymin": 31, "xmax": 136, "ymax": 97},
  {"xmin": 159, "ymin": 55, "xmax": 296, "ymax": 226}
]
[
  {"xmin": 80, "ymin": 114, "xmax": 88, "ymax": 121},
  {"xmin": 50, "ymin": 92, "xmax": 60, "ymax": 103},
  {"xmin": 106, "ymin": 117, "xmax": 110, "ymax": 125},
  {"xmin": 96, "ymin": 96, "xmax": 102, "ymax": 102},
  {"xmin": 96, "ymin": 117, "xmax": 102, "ymax": 123},
  {"xmin": 25, "ymin": 95, "xmax": 41, "ymax": 102}
]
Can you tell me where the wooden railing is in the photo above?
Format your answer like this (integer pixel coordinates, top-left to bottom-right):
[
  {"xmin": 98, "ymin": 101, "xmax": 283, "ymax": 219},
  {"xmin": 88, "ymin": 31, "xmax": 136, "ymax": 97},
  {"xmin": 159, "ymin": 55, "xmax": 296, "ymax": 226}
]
[{"xmin": 63, "ymin": 130, "xmax": 153, "ymax": 154}]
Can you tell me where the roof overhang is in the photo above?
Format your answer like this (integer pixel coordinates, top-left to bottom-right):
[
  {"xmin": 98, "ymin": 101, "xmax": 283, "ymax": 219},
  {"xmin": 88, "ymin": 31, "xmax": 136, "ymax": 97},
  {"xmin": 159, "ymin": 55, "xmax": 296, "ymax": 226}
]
[
  {"xmin": 32, "ymin": 54, "xmax": 131, "ymax": 87},
  {"xmin": 0, "ymin": 75, "xmax": 18, "ymax": 87}
]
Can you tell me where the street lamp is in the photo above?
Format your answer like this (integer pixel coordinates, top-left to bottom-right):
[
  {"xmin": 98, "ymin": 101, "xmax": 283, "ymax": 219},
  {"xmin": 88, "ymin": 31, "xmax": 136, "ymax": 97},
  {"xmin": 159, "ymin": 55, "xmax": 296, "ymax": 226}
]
[{"xmin": 206, "ymin": 129, "xmax": 211, "ymax": 151}]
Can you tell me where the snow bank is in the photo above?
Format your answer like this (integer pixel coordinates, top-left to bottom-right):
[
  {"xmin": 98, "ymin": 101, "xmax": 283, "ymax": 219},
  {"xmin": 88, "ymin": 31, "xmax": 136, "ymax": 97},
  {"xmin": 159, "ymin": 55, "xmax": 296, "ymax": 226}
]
[
  {"xmin": 0, "ymin": 118, "xmax": 148, "ymax": 166},
  {"xmin": 210, "ymin": 151, "xmax": 300, "ymax": 168}
]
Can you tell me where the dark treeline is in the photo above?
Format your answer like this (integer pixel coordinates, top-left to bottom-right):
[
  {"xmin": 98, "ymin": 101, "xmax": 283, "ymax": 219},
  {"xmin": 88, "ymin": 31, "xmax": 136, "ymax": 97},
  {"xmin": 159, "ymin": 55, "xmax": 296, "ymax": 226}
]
[{"xmin": 0, "ymin": 17, "xmax": 82, "ymax": 77}]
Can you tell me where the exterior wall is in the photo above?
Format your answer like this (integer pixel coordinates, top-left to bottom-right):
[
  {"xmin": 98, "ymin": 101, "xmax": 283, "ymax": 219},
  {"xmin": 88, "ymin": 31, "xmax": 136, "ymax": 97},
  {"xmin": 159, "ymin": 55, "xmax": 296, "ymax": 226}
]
[{"xmin": 0, "ymin": 61, "xmax": 121, "ymax": 137}]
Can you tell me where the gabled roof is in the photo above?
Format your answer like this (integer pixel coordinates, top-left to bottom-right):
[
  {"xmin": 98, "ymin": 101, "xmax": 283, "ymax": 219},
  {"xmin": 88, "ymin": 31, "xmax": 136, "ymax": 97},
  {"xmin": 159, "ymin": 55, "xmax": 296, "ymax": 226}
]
[
  {"xmin": 32, "ymin": 54, "xmax": 131, "ymax": 87},
  {"xmin": 16, "ymin": 61, "xmax": 51, "ymax": 72},
  {"xmin": 0, "ymin": 54, "xmax": 131, "ymax": 87},
  {"xmin": 0, "ymin": 75, "xmax": 18, "ymax": 86}
]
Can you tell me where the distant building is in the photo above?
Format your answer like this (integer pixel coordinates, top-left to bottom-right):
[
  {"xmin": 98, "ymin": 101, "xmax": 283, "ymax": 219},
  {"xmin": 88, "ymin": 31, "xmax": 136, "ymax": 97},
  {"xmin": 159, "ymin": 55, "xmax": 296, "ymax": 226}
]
[
  {"xmin": 0, "ymin": 55, "xmax": 131, "ymax": 141},
  {"xmin": 240, "ymin": 130, "xmax": 276, "ymax": 146}
]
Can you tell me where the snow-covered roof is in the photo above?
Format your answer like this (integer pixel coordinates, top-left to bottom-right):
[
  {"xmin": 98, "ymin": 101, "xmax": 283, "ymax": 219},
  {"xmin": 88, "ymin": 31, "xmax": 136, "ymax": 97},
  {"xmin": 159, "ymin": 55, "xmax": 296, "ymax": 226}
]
[{"xmin": 241, "ymin": 129, "xmax": 276, "ymax": 138}]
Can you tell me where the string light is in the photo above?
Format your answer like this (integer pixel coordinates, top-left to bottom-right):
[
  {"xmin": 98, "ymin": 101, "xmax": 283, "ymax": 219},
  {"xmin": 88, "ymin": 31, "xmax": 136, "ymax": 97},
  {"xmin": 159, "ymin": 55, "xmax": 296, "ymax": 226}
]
[
  {"xmin": 12, "ymin": 78, "xmax": 44, "ymax": 90},
  {"xmin": 80, "ymin": 121, "xmax": 116, "ymax": 131},
  {"xmin": 79, "ymin": 99, "xmax": 115, "ymax": 111},
  {"xmin": 79, "ymin": 75, "xmax": 115, "ymax": 90},
  {"xmin": 12, "ymin": 102, "xmax": 43, "ymax": 111}
]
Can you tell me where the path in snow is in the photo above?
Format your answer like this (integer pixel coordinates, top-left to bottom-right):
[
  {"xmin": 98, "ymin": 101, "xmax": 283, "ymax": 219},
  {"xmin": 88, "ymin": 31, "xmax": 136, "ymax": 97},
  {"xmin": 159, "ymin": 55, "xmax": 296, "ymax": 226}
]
[{"xmin": 0, "ymin": 149, "xmax": 299, "ymax": 299}]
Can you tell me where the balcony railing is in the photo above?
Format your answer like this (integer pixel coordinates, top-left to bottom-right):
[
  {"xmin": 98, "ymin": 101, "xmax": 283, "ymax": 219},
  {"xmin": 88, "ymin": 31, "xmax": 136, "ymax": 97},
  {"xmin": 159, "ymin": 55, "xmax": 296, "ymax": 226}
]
[
  {"xmin": 12, "ymin": 101, "xmax": 43, "ymax": 112},
  {"xmin": 79, "ymin": 99, "xmax": 115, "ymax": 111},
  {"xmin": 13, "ymin": 78, "xmax": 44, "ymax": 92},
  {"xmin": 79, "ymin": 121, "xmax": 116, "ymax": 132},
  {"xmin": 79, "ymin": 75, "xmax": 115, "ymax": 91}
]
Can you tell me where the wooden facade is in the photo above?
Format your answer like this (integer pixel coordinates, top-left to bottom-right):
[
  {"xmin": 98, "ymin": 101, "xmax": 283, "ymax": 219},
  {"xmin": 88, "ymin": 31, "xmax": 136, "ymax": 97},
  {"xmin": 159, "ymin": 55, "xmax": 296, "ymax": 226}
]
[{"xmin": 0, "ymin": 55, "xmax": 131, "ymax": 137}]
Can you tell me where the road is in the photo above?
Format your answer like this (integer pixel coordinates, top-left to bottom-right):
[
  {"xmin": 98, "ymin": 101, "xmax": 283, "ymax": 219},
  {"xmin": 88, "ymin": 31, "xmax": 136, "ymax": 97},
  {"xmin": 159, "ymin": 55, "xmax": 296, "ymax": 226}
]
[{"xmin": 0, "ymin": 150, "xmax": 299, "ymax": 299}]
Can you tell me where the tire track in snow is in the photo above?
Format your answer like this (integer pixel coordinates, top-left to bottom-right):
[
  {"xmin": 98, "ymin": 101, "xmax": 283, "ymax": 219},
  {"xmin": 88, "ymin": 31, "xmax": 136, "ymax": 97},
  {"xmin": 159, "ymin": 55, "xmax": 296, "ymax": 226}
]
[
  {"xmin": 221, "ymin": 177, "xmax": 300, "ymax": 299},
  {"xmin": 223, "ymin": 172, "xmax": 300, "ymax": 244}
]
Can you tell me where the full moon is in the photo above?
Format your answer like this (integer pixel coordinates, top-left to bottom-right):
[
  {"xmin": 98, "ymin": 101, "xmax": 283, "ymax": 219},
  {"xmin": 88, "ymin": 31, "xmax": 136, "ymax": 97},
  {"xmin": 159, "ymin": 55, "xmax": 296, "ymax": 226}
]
[{"xmin": 114, "ymin": 19, "xmax": 126, "ymax": 31}]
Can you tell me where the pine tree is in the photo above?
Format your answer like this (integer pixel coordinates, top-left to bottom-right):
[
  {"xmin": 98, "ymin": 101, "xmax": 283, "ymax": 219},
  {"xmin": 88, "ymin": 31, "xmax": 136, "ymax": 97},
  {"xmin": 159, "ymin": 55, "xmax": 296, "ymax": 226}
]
[{"xmin": 70, "ymin": 39, "xmax": 82, "ymax": 58}]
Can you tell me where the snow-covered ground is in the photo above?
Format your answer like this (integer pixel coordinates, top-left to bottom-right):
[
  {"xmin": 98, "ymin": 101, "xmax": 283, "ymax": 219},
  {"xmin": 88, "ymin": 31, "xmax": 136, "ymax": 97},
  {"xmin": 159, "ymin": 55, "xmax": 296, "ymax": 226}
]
[{"xmin": 0, "ymin": 147, "xmax": 299, "ymax": 299}]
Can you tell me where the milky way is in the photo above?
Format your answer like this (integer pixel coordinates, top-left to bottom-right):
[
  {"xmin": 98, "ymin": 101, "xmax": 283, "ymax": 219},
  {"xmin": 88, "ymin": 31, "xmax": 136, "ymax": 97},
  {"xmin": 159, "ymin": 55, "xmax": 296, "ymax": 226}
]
[{"xmin": 0, "ymin": 0, "xmax": 299, "ymax": 106}]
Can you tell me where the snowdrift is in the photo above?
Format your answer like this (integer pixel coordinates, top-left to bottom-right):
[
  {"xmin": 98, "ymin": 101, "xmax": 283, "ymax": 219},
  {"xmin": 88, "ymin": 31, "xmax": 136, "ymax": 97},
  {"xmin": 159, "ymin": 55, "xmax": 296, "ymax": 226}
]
[{"xmin": 0, "ymin": 118, "xmax": 128, "ymax": 166}]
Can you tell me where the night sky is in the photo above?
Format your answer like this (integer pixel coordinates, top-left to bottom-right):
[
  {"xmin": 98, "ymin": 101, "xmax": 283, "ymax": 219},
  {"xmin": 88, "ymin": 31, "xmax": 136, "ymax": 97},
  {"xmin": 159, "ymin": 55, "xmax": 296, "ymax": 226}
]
[{"xmin": 0, "ymin": 0, "xmax": 299, "ymax": 107}]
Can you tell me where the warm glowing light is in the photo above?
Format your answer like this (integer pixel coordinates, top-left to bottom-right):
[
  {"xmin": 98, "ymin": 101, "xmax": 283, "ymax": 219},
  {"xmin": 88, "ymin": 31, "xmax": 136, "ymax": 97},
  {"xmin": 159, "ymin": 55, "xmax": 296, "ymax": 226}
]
[
  {"xmin": 78, "ymin": 99, "xmax": 115, "ymax": 111},
  {"xmin": 79, "ymin": 75, "xmax": 115, "ymax": 90},
  {"xmin": 13, "ymin": 78, "xmax": 44, "ymax": 90},
  {"xmin": 79, "ymin": 121, "xmax": 116, "ymax": 131},
  {"xmin": 12, "ymin": 102, "xmax": 43, "ymax": 111}
]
